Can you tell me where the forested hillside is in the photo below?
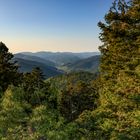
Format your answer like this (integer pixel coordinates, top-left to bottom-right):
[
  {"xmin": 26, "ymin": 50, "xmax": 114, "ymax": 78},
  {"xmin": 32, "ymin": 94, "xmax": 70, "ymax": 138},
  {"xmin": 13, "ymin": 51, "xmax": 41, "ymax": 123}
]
[
  {"xmin": 60, "ymin": 55, "xmax": 100, "ymax": 73},
  {"xmin": 14, "ymin": 53, "xmax": 56, "ymax": 66},
  {"xmin": 13, "ymin": 57, "xmax": 63, "ymax": 78},
  {"xmin": 0, "ymin": 0, "xmax": 140, "ymax": 139}
]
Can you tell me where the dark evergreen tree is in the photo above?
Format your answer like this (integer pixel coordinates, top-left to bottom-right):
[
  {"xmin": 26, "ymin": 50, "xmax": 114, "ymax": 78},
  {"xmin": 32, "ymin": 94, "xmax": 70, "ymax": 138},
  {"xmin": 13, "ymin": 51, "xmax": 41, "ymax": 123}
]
[
  {"xmin": 0, "ymin": 42, "xmax": 20, "ymax": 92},
  {"xmin": 58, "ymin": 81, "xmax": 98, "ymax": 121},
  {"xmin": 21, "ymin": 67, "xmax": 48, "ymax": 106}
]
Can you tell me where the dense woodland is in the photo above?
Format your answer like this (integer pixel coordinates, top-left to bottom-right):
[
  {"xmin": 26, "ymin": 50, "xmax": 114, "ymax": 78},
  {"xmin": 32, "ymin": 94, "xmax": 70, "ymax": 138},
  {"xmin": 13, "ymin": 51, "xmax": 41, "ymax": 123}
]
[{"xmin": 0, "ymin": 0, "xmax": 140, "ymax": 139}]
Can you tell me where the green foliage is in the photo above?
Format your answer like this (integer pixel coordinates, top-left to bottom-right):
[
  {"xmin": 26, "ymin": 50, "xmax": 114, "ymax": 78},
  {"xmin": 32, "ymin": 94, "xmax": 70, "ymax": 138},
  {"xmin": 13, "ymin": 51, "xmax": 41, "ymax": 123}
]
[
  {"xmin": 0, "ymin": 86, "xmax": 30, "ymax": 139},
  {"xmin": 46, "ymin": 72, "xmax": 99, "ymax": 121},
  {"xmin": 93, "ymin": 0, "xmax": 140, "ymax": 139},
  {"xmin": 58, "ymin": 81, "xmax": 98, "ymax": 121},
  {"xmin": 98, "ymin": 0, "xmax": 139, "ymax": 79},
  {"xmin": 21, "ymin": 67, "xmax": 49, "ymax": 106}
]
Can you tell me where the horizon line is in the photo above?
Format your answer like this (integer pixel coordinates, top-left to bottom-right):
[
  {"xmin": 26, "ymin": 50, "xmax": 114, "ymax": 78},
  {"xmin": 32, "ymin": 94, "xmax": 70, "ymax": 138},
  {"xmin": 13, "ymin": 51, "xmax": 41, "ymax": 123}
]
[{"xmin": 14, "ymin": 50, "xmax": 100, "ymax": 54}]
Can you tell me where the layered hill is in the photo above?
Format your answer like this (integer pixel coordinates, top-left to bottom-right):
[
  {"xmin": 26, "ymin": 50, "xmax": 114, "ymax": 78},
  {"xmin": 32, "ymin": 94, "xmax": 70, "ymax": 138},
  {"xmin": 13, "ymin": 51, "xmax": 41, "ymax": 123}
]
[
  {"xmin": 60, "ymin": 55, "xmax": 100, "ymax": 73},
  {"xmin": 21, "ymin": 51, "xmax": 100, "ymax": 66},
  {"xmin": 14, "ymin": 53, "xmax": 55, "ymax": 66},
  {"xmin": 13, "ymin": 57, "xmax": 63, "ymax": 78},
  {"xmin": 14, "ymin": 52, "xmax": 100, "ymax": 78}
]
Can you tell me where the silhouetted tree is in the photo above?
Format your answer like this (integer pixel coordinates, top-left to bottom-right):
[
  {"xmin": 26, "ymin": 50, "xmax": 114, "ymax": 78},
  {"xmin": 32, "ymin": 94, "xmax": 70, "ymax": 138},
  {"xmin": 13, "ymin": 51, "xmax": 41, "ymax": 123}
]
[{"xmin": 0, "ymin": 42, "xmax": 20, "ymax": 92}]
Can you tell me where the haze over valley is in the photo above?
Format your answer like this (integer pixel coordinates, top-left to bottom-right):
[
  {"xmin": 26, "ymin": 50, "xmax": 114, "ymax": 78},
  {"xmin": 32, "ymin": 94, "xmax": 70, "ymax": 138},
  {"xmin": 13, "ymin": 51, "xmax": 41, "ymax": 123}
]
[{"xmin": 14, "ymin": 51, "xmax": 100, "ymax": 78}]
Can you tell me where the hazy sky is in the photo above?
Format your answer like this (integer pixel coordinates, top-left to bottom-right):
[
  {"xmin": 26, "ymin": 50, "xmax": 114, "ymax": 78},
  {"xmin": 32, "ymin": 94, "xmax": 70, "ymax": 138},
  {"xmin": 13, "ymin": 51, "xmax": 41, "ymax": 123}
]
[{"xmin": 0, "ymin": 0, "xmax": 113, "ymax": 53}]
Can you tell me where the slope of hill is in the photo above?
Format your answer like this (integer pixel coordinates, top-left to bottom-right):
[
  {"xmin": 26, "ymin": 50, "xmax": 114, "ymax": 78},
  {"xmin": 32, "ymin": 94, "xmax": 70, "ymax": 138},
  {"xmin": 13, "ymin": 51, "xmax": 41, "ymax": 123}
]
[
  {"xmin": 21, "ymin": 51, "xmax": 100, "ymax": 66},
  {"xmin": 14, "ymin": 53, "xmax": 55, "ymax": 66},
  {"xmin": 60, "ymin": 55, "xmax": 100, "ymax": 73},
  {"xmin": 46, "ymin": 71, "xmax": 97, "ymax": 91},
  {"xmin": 21, "ymin": 52, "xmax": 81, "ymax": 66},
  {"xmin": 73, "ymin": 52, "xmax": 100, "ymax": 59},
  {"xmin": 13, "ymin": 58, "xmax": 63, "ymax": 78},
  {"xmin": 47, "ymin": 71, "xmax": 97, "ymax": 83}
]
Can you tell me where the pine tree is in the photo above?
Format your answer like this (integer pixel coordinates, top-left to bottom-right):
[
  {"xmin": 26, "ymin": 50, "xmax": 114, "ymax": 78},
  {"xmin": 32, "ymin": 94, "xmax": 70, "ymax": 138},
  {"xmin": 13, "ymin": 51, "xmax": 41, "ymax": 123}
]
[
  {"xmin": 0, "ymin": 42, "xmax": 20, "ymax": 92},
  {"xmin": 93, "ymin": 0, "xmax": 140, "ymax": 139},
  {"xmin": 98, "ymin": 0, "xmax": 140, "ymax": 80},
  {"xmin": 21, "ymin": 67, "xmax": 48, "ymax": 106}
]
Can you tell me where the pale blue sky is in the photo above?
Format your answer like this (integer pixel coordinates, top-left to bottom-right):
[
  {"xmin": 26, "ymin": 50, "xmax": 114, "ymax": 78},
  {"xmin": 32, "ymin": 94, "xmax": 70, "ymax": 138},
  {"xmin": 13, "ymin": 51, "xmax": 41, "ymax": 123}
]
[{"xmin": 0, "ymin": 0, "xmax": 113, "ymax": 53}]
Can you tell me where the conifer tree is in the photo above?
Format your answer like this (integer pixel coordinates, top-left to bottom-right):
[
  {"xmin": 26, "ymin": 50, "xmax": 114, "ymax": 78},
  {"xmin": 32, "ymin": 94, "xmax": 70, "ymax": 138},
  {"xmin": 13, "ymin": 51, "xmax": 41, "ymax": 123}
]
[
  {"xmin": 21, "ymin": 67, "xmax": 48, "ymax": 106},
  {"xmin": 93, "ymin": 0, "xmax": 140, "ymax": 139},
  {"xmin": 98, "ymin": 0, "xmax": 140, "ymax": 79},
  {"xmin": 0, "ymin": 42, "xmax": 20, "ymax": 92}
]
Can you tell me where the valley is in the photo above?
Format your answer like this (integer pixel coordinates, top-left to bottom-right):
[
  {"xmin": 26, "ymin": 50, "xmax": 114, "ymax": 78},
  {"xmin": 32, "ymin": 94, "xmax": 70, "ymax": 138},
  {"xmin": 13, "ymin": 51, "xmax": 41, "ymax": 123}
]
[{"xmin": 14, "ymin": 51, "xmax": 100, "ymax": 78}]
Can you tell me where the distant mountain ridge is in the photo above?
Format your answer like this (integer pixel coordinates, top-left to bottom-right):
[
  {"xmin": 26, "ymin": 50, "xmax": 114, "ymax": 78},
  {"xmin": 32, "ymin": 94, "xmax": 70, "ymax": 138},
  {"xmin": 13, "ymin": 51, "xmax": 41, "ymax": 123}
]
[
  {"xmin": 22, "ymin": 51, "xmax": 100, "ymax": 57},
  {"xmin": 14, "ymin": 51, "xmax": 100, "ymax": 78},
  {"xmin": 21, "ymin": 51, "xmax": 100, "ymax": 66}
]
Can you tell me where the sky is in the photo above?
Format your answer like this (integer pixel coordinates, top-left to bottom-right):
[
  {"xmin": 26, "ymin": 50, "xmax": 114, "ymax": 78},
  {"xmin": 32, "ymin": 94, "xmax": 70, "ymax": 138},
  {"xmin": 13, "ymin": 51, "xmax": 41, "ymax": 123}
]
[{"xmin": 0, "ymin": 0, "xmax": 113, "ymax": 53}]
